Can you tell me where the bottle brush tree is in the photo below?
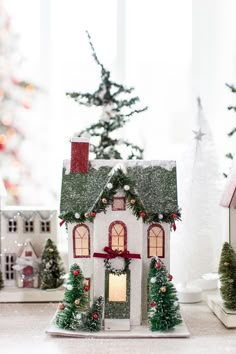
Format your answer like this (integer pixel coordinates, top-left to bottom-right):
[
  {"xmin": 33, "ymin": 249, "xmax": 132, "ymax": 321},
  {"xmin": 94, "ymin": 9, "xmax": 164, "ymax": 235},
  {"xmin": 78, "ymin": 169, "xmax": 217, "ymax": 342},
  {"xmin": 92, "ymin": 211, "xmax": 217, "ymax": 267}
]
[
  {"xmin": 40, "ymin": 238, "xmax": 65, "ymax": 290},
  {"xmin": 66, "ymin": 31, "xmax": 147, "ymax": 160},
  {"xmin": 55, "ymin": 263, "xmax": 88, "ymax": 330},
  {"xmin": 219, "ymin": 242, "xmax": 236, "ymax": 310},
  {"xmin": 83, "ymin": 296, "xmax": 104, "ymax": 332},
  {"xmin": 148, "ymin": 257, "xmax": 182, "ymax": 331}
]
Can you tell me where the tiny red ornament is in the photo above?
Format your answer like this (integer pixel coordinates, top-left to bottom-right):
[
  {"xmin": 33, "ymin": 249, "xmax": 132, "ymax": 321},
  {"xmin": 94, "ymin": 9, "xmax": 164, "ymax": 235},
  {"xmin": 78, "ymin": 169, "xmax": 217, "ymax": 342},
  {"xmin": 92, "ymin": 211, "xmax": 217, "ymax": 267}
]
[
  {"xmin": 90, "ymin": 211, "xmax": 96, "ymax": 218},
  {"xmin": 172, "ymin": 213, "xmax": 177, "ymax": 219},
  {"xmin": 172, "ymin": 222, "xmax": 177, "ymax": 231},
  {"xmin": 140, "ymin": 211, "xmax": 146, "ymax": 218},
  {"xmin": 73, "ymin": 269, "xmax": 79, "ymax": 276},
  {"xmin": 58, "ymin": 303, "xmax": 65, "ymax": 310},
  {"xmin": 150, "ymin": 301, "xmax": 156, "ymax": 308},
  {"xmin": 155, "ymin": 261, "xmax": 161, "ymax": 269},
  {"xmin": 168, "ymin": 274, "xmax": 173, "ymax": 281},
  {"xmin": 92, "ymin": 313, "xmax": 99, "ymax": 319},
  {"xmin": 84, "ymin": 285, "xmax": 90, "ymax": 291}
]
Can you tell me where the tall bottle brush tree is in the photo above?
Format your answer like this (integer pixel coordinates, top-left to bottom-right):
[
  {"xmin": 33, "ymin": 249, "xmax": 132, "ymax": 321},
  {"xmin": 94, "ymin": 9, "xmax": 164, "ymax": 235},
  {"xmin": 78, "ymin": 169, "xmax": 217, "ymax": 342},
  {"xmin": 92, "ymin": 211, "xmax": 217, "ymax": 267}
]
[
  {"xmin": 66, "ymin": 31, "xmax": 147, "ymax": 160},
  {"xmin": 40, "ymin": 238, "xmax": 65, "ymax": 290},
  {"xmin": 224, "ymin": 83, "xmax": 236, "ymax": 177},
  {"xmin": 219, "ymin": 242, "xmax": 236, "ymax": 310},
  {"xmin": 148, "ymin": 257, "xmax": 182, "ymax": 331},
  {"xmin": 0, "ymin": 4, "xmax": 37, "ymax": 204}
]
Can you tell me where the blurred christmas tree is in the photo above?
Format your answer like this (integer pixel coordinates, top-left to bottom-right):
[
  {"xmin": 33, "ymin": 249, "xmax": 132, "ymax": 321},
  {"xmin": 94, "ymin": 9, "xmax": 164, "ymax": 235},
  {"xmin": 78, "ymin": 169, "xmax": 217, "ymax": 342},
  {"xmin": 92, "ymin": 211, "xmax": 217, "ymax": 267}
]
[
  {"xmin": 224, "ymin": 83, "xmax": 236, "ymax": 177},
  {"xmin": 40, "ymin": 238, "xmax": 65, "ymax": 290},
  {"xmin": 148, "ymin": 257, "xmax": 182, "ymax": 331},
  {"xmin": 0, "ymin": 3, "xmax": 36, "ymax": 204},
  {"xmin": 66, "ymin": 31, "xmax": 147, "ymax": 160},
  {"xmin": 219, "ymin": 242, "xmax": 236, "ymax": 310}
]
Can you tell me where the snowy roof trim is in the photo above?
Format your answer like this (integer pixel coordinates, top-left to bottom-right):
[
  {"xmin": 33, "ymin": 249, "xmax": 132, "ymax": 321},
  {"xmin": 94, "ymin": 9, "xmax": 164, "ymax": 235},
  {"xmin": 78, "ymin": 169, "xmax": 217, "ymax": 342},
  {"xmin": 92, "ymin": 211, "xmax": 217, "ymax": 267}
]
[
  {"xmin": 220, "ymin": 160, "xmax": 236, "ymax": 208},
  {"xmin": 60, "ymin": 159, "xmax": 179, "ymax": 218}
]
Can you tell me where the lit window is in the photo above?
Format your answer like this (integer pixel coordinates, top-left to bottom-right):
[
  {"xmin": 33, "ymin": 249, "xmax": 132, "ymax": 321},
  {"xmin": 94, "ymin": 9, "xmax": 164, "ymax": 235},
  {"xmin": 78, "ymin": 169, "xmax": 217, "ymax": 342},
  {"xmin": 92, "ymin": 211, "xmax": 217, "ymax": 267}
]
[
  {"xmin": 112, "ymin": 197, "xmax": 126, "ymax": 211},
  {"xmin": 24, "ymin": 221, "xmax": 34, "ymax": 233},
  {"xmin": 109, "ymin": 273, "xmax": 127, "ymax": 302},
  {"xmin": 40, "ymin": 221, "xmax": 51, "ymax": 233},
  {"xmin": 8, "ymin": 220, "xmax": 17, "ymax": 233},
  {"xmin": 73, "ymin": 224, "xmax": 90, "ymax": 258},
  {"xmin": 109, "ymin": 221, "xmax": 127, "ymax": 252},
  {"xmin": 148, "ymin": 224, "xmax": 165, "ymax": 258}
]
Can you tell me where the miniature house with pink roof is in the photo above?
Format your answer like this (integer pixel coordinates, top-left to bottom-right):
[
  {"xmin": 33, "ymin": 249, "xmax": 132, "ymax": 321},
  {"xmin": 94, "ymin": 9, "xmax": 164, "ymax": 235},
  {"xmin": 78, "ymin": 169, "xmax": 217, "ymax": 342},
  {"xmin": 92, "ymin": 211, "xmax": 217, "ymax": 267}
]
[
  {"xmin": 59, "ymin": 137, "xmax": 181, "ymax": 330},
  {"xmin": 220, "ymin": 160, "xmax": 236, "ymax": 250}
]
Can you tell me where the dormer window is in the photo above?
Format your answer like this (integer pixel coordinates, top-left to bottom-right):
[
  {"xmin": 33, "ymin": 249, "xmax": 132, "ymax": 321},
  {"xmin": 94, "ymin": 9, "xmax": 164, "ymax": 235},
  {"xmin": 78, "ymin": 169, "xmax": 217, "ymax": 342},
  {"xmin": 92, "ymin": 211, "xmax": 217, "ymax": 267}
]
[
  {"xmin": 25, "ymin": 251, "xmax": 32, "ymax": 257},
  {"xmin": 112, "ymin": 197, "xmax": 126, "ymax": 211}
]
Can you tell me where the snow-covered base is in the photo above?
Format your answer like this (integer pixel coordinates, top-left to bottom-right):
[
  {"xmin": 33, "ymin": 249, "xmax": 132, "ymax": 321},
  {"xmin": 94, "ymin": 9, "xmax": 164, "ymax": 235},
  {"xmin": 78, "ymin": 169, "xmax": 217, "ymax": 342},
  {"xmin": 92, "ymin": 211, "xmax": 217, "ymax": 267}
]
[
  {"xmin": 46, "ymin": 318, "xmax": 190, "ymax": 338},
  {"xmin": 207, "ymin": 295, "xmax": 236, "ymax": 328},
  {"xmin": 0, "ymin": 287, "xmax": 64, "ymax": 302}
]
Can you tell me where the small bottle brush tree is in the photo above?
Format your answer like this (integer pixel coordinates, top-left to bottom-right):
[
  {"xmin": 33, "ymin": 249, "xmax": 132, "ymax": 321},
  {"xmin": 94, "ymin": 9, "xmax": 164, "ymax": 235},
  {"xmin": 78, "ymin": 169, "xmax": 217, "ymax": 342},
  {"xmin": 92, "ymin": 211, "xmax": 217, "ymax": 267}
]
[
  {"xmin": 0, "ymin": 270, "xmax": 4, "ymax": 290},
  {"xmin": 219, "ymin": 242, "xmax": 236, "ymax": 310},
  {"xmin": 55, "ymin": 263, "xmax": 88, "ymax": 330},
  {"xmin": 148, "ymin": 257, "xmax": 182, "ymax": 331},
  {"xmin": 40, "ymin": 238, "xmax": 65, "ymax": 290},
  {"xmin": 83, "ymin": 296, "xmax": 103, "ymax": 332},
  {"xmin": 66, "ymin": 31, "xmax": 147, "ymax": 160}
]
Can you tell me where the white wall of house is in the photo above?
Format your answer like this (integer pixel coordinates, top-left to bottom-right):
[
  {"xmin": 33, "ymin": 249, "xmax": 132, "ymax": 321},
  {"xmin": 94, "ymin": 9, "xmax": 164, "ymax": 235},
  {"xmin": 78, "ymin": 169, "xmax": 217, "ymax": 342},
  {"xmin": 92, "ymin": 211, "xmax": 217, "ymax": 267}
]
[{"xmin": 0, "ymin": 208, "xmax": 57, "ymax": 285}]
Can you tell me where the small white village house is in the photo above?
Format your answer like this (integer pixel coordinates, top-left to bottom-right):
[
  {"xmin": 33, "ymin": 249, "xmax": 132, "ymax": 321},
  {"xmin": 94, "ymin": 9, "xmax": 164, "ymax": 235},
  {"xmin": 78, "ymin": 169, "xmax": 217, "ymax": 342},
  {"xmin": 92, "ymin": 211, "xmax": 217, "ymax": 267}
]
[
  {"xmin": 0, "ymin": 204, "xmax": 57, "ymax": 287},
  {"xmin": 59, "ymin": 137, "xmax": 180, "ymax": 330},
  {"xmin": 220, "ymin": 160, "xmax": 236, "ymax": 250}
]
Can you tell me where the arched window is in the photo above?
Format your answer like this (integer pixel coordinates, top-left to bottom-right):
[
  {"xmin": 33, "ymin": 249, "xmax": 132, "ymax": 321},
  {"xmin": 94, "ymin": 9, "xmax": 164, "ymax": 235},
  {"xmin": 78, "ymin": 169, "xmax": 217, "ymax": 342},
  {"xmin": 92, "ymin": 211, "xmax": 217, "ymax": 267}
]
[
  {"xmin": 73, "ymin": 224, "xmax": 90, "ymax": 258},
  {"xmin": 109, "ymin": 221, "xmax": 127, "ymax": 252},
  {"xmin": 147, "ymin": 224, "xmax": 165, "ymax": 258}
]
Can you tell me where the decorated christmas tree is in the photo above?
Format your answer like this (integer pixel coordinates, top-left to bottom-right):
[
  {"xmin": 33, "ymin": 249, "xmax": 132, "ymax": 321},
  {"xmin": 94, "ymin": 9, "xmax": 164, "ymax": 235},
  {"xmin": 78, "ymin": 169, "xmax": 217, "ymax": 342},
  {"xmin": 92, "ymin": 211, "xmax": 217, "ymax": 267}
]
[
  {"xmin": 0, "ymin": 4, "xmax": 37, "ymax": 204},
  {"xmin": 66, "ymin": 31, "xmax": 147, "ymax": 160},
  {"xmin": 39, "ymin": 238, "xmax": 65, "ymax": 290},
  {"xmin": 219, "ymin": 242, "xmax": 236, "ymax": 310},
  {"xmin": 55, "ymin": 264, "xmax": 88, "ymax": 330},
  {"xmin": 148, "ymin": 257, "xmax": 182, "ymax": 331},
  {"xmin": 0, "ymin": 270, "xmax": 4, "ymax": 290},
  {"xmin": 83, "ymin": 296, "xmax": 103, "ymax": 332},
  {"xmin": 224, "ymin": 83, "xmax": 236, "ymax": 176}
]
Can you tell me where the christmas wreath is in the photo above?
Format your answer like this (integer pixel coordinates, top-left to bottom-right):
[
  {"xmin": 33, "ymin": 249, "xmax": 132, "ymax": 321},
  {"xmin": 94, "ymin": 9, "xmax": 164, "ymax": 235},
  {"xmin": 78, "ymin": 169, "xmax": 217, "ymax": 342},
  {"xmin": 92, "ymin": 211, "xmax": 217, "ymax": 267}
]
[{"xmin": 104, "ymin": 255, "xmax": 131, "ymax": 276}]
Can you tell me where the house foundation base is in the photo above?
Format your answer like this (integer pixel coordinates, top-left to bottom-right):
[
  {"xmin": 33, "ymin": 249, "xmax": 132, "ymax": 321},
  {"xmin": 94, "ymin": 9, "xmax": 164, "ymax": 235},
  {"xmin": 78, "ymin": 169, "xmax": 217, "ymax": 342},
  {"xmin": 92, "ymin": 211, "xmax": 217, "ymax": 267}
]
[
  {"xmin": 46, "ymin": 316, "xmax": 190, "ymax": 338},
  {"xmin": 207, "ymin": 295, "xmax": 236, "ymax": 328}
]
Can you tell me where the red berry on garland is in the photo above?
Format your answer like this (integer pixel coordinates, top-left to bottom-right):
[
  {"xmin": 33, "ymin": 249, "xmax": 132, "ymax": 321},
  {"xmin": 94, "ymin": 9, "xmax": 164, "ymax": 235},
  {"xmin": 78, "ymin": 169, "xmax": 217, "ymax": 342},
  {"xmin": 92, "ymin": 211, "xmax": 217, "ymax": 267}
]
[
  {"xmin": 150, "ymin": 301, "xmax": 156, "ymax": 307},
  {"xmin": 58, "ymin": 303, "xmax": 65, "ymax": 310},
  {"xmin": 172, "ymin": 213, "xmax": 177, "ymax": 219},
  {"xmin": 84, "ymin": 285, "xmax": 90, "ymax": 291},
  {"xmin": 140, "ymin": 211, "xmax": 146, "ymax": 218},
  {"xmin": 73, "ymin": 269, "xmax": 79, "ymax": 276},
  {"xmin": 92, "ymin": 313, "xmax": 99, "ymax": 319},
  {"xmin": 90, "ymin": 211, "xmax": 96, "ymax": 217},
  {"xmin": 155, "ymin": 261, "xmax": 161, "ymax": 269},
  {"xmin": 168, "ymin": 274, "xmax": 173, "ymax": 281}
]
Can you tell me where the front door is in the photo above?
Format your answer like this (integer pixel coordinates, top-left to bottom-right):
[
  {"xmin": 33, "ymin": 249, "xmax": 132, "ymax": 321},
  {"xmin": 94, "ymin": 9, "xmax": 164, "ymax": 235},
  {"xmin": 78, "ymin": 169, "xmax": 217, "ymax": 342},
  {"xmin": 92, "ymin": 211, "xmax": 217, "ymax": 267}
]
[
  {"xmin": 23, "ymin": 266, "xmax": 33, "ymax": 288},
  {"xmin": 104, "ymin": 270, "xmax": 130, "ymax": 331}
]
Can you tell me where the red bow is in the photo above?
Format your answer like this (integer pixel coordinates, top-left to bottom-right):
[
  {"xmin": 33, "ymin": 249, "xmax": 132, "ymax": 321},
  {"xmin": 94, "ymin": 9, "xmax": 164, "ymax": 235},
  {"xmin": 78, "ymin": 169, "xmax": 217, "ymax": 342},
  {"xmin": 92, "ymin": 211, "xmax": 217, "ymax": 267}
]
[{"xmin": 93, "ymin": 246, "xmax": 141, "ymax": 259}]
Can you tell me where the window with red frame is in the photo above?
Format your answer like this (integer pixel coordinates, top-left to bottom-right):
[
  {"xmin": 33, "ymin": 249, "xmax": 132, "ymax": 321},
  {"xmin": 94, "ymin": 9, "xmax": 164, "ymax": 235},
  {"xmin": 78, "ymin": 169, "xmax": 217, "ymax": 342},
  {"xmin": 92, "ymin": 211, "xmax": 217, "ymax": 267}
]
[
  {"xmin": 147, "ymin": 224, "xmax": 165, "ymax": 258},
  {"xmin": 109, "ymin": 221, "xmax": 127, "ymax": 251},
  {"xmin": 73, "ymin": 224, "xmax": 90, "ymax": 257}
]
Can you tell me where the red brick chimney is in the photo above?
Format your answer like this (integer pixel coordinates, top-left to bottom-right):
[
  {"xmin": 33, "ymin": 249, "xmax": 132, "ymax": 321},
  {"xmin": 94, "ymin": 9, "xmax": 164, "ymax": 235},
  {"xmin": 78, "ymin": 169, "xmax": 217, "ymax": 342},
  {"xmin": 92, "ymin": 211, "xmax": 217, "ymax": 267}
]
[{"xmin": 70, "ymin": 137, "xmax": 89, "ymax": 173}]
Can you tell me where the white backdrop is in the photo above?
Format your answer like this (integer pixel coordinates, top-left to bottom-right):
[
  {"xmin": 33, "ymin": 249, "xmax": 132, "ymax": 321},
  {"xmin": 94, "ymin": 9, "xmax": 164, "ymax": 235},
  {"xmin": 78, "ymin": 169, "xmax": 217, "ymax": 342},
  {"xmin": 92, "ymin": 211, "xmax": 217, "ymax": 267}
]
[{"xmin": 4, "ymin": 0, "xmax": 236, "ymax": 282}]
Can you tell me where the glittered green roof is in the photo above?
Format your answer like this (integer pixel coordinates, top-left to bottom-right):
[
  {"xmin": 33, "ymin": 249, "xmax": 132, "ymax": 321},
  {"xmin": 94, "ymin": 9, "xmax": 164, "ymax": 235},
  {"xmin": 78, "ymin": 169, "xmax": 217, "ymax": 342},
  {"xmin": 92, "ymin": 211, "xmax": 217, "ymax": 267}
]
[{"xmin": 60, "ymin": 160, "xmax": 179, "ymax": 225}]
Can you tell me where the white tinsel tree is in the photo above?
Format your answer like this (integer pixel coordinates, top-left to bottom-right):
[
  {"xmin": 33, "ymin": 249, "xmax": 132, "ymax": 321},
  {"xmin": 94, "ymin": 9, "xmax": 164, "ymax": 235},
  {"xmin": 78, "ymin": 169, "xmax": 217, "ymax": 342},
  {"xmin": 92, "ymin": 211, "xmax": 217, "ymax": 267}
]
[{"xmin": 171, "ymin": 98, "xmax": 224, "ymax": 283}]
